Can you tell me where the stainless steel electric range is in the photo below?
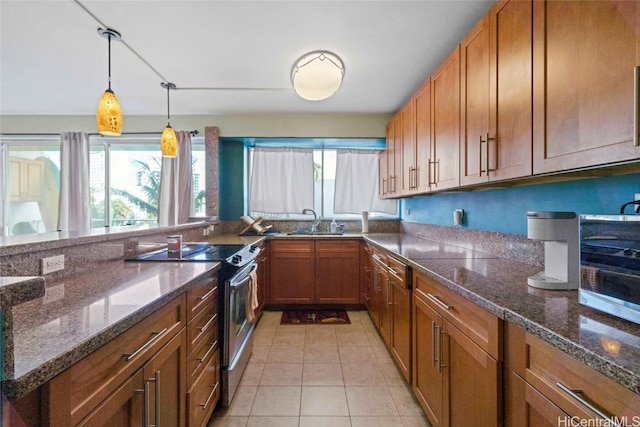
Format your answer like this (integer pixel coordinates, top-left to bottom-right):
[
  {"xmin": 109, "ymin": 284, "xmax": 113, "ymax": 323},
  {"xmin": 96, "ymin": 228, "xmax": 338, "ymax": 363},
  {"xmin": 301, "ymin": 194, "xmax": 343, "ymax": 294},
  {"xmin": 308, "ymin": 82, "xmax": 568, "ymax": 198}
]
[{"xmin": 126, "ymin": 242, "xmax": 260, "ymax": 407}]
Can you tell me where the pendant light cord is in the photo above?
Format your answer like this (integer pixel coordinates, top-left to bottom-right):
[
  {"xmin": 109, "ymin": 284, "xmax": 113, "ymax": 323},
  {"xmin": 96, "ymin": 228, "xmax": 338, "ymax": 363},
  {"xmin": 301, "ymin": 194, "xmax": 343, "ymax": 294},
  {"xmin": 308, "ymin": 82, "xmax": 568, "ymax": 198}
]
[
  {"xmin": 107, "ymin": 33, "xmax": 112, "ymax": 90},
  {"xmin": 166, "ymin": 85, "xmax": 171, "ymax": 125}
]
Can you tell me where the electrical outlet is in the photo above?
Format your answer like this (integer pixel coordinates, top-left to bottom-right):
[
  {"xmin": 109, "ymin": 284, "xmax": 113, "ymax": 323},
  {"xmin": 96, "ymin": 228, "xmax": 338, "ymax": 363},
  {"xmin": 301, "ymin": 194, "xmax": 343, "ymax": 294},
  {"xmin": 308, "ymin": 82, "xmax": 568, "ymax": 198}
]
[
  {"xmin": 41, "ymin": 254, "xmax": 65, "ymax": 274},
  {"xmin": 635, "ymin": 193, "xmax": 640, "ymax": 201}
]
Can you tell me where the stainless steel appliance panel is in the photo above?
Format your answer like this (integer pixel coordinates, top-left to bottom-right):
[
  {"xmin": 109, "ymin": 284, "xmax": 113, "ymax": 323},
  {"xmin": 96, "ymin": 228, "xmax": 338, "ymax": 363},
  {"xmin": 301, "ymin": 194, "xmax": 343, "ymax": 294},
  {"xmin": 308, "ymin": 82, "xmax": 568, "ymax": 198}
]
[{"xmin": 579, "ymin": 215, "xmax": 640, "ymax": 324}]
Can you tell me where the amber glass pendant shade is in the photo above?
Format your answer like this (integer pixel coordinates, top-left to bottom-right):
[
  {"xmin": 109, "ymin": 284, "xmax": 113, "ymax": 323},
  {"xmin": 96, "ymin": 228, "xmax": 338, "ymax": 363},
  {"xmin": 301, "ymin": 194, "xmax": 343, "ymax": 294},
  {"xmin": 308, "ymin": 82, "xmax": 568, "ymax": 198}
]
[
  {"xmin": 96, "ymin": 88, "xmax": 123, "ymax": 136},
  {"xmin": 161, "ymin": 124, "xmax": 178, "ymax": 158}
]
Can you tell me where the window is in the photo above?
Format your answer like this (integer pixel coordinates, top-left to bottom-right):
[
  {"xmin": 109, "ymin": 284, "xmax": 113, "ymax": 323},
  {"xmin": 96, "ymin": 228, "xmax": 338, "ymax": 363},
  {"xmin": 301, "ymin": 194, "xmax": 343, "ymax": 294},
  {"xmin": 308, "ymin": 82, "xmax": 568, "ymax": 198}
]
[
  {"xmin": 1, "ymin": 135, "xmax": 206, "ymax": 236},
  {"xmin": 246, "ymin": 138, "xmax": 397, "ymax": 220},
  {"xmin": 1, "ymin": 137, "xmax": 61, "ymax": 236}
]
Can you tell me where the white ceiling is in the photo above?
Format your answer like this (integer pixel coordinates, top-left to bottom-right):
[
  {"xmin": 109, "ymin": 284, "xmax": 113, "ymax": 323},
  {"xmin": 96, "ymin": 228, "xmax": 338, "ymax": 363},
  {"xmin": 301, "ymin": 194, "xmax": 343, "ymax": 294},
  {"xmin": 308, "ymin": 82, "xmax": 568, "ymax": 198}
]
[{"xmin": 0, "ymin": 0, "xmax": 494, "ymax": 117}]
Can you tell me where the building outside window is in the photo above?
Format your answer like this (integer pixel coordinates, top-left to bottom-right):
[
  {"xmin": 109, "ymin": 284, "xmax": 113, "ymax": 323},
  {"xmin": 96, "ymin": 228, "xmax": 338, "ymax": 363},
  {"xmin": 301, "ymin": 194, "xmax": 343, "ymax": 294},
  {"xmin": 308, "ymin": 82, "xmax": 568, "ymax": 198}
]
[{"xmin": 0, "ymin": 135, "xmax": 206, "ymax": 236}]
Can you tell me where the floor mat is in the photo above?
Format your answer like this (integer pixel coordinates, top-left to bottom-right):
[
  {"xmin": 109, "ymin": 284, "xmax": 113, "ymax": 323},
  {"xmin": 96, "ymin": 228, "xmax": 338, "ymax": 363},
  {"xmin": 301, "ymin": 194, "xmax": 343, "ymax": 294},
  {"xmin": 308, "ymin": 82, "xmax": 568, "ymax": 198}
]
[{"xmin": 280, "ymin": 309, "xmax": 350, "ymax": 325}]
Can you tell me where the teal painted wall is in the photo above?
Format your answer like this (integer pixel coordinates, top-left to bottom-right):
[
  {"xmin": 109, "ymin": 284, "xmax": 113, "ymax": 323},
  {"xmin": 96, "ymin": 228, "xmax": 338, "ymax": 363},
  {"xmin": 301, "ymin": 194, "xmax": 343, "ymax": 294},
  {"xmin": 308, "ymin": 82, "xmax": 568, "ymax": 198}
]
[
  {"xmin": 219, "ymin": 140, "xmax": 245, "ymax": 220},
  {"xmin": 402, "ymin": 173, "xmax": 640, "ymax": 236}
]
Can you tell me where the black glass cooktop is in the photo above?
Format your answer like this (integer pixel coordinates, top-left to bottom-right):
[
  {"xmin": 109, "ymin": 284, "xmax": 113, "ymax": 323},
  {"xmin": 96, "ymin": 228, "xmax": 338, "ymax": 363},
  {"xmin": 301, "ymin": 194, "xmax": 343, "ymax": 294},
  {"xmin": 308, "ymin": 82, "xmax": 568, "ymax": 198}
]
[{"xmin": 126, "ymin": 243, "xmax": 245, "ymax": 262}]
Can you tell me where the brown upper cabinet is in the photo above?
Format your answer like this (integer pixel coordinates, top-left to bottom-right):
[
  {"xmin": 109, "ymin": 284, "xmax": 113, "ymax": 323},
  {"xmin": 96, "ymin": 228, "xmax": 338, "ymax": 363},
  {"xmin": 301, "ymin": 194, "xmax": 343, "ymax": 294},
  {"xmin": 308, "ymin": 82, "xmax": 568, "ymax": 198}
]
[
  {"xmin": 383, "ymin": 0, "xmax": 638, "ymax": 198},
  {"xmin": 460, "ymin": 0, "xmax": 533, "ymax": 186},
  {"xmin": 430, "ymin": 46, "xmax": 461, "ymax": 191},
  {"xmin": 533, "ymin": 0, "xmax": 640, "ymax": 173}
]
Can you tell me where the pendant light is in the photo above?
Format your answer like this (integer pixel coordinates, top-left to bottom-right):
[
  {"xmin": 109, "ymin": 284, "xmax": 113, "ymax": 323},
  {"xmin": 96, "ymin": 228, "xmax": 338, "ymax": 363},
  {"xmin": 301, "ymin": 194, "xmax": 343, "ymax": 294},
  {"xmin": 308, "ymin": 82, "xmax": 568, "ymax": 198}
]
[
  {"xmin": 96, "ymin": 28, "xmax": 123, "ymax": 136},
  {"xmin": 160, "ymin": 82, "xmax": 178, "ymax": 158}
]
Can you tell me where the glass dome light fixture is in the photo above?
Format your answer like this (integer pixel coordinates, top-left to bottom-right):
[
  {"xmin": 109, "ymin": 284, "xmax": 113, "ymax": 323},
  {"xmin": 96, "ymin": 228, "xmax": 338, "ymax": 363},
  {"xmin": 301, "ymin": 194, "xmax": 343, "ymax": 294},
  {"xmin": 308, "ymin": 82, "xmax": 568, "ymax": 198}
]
[
  {"xmin": 96, "ymin": 28, "xmax": 123, "ymax": 136},
  {"xmin": 160, "ymin": 82, "xmax": 178, "ymax": 158},
  {"xmin": 291, "ymin": 51, "xmax": 345, "ymax": 101}
]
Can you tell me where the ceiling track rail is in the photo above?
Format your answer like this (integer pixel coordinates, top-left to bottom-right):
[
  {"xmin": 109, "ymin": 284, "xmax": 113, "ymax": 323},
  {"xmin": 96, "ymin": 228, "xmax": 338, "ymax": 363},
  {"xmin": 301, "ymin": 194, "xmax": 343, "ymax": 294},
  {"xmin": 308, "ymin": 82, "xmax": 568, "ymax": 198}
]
[{"xmin": 72, "ymin": 0, "xmax": 289, "ymax": 92}]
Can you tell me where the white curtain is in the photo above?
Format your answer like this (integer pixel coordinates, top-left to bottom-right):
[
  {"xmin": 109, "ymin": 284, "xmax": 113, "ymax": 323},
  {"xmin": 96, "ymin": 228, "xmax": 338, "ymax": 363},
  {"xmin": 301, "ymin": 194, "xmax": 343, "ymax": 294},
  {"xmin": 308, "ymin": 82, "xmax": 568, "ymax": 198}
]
[
  {"xmin": 57, "ymin": 132, "xmax": 91, "ymax": 231},
  {"xmin": 177, "ymin": 131, "xmax": 194, "ymax": 223},
  {"xmin": 158, "ymin": 131, "xmax": 194, "ymax": 226},
  {"xmin": 249, "ymin": 147, "xmax": 314, "ymax": 214},
  {"xmin": 334, "ymin": 149, "xmax": 397, "ymax": 214}
]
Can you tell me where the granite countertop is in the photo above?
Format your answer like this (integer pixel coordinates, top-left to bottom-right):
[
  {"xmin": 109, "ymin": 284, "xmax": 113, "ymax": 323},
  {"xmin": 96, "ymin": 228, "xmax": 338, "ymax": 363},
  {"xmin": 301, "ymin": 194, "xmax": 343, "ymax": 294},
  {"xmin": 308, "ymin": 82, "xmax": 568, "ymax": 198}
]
[
  {"xmin": 2, "ymin": 260, "xmax": 220, "ymax": 400},
  {"xmin": 0, "ymin": 277, "xmax": 45, "ymax": 309},
  {"xmin": 363, "ymin": 233, "xmax": 640, "ymax": 395}
]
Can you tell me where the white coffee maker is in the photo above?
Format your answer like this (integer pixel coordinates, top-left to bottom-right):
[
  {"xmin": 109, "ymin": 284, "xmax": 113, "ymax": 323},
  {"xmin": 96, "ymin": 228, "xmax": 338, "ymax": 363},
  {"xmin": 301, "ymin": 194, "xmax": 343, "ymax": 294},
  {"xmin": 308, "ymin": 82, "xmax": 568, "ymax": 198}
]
[{"xmin": 526, "ymin": 211, "xmax": 579, "ymax": 290}]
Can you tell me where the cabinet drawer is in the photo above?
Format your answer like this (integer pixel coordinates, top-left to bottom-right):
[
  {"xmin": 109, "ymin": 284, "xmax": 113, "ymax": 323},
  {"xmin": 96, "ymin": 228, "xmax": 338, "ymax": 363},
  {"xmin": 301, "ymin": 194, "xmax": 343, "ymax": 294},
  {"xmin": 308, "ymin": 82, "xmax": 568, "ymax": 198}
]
[
  {"xmin": 187, "ymin": 302, "xmax": 218, "ymax": 355},
  {"xmin": 371, "ymin": 250, "xmax": 388, "ymax": 269},
  {"xmin": 315, "ymin": 239, "xmax": 359, "ymax": 253},
  {"xmin": 52, "ymin": 295, "xmax": 186, "ymax": 426},
  {"xmin": 187, "ymin": 328, "xmax": 219, "ymax": 388},
  {"xmin": 186, "ymin": 274, "xmax": 218, "ymax": 322},
  {"xmin": 271, "ymin": 240, "xmax": 314, "ymax": 253},
  {"xmin": 187, "ymin": 350, "xmax": 220, "ymax": 427},
  {"xmin": 525, "ymin": 333, "xmax": 640, "ymax": 421},
  {"xmin": 413, "ymin": 272, "xmax": 500, "ymax": 359},
  {"xmin": 388, "ymin": 256, "xmax": 409, "ymax": 287}
]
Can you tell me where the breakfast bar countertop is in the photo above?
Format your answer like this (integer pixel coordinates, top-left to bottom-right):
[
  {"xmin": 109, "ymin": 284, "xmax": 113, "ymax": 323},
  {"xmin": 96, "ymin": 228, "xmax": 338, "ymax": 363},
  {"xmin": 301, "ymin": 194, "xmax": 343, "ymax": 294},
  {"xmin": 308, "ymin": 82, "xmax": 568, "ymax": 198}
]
[
  {"xmin": 2, "ymin": 260, "xmax": 220, "ymax": 400},
  {"xmin": 363, "ymin": 233, "xmax": 640, "ymax": 395}
]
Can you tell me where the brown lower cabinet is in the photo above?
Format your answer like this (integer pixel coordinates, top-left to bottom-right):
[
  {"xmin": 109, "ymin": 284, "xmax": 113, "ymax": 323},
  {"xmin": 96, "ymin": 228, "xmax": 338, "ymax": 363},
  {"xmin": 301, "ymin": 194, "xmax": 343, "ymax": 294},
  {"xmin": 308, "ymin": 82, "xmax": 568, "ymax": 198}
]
[
  {"xmin": 412, "ymin": 271, "xmax": 501, "ymax": 427},
  {"xmin": 268, "ymin": 239, "xmax": 360, "ymax": 305},
  {"xmin": 505, "ymin": 322, "xmax": 640, "ymax": 427},
  {"xmin": 367, "ymin": 248, "xmax": 412, "ymax": 382},
  {"xmin": 7, "ymin": 268, "xmax": 221, "ymax": 427}
]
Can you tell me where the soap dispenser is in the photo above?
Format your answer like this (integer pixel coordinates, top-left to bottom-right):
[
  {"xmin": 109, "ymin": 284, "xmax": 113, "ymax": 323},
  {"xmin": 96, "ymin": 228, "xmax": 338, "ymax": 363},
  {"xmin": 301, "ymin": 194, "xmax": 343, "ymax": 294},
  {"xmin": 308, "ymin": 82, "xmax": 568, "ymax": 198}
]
[{"xmin": 330, "ymin": 219, "xmax": 338, "ymax": 233}]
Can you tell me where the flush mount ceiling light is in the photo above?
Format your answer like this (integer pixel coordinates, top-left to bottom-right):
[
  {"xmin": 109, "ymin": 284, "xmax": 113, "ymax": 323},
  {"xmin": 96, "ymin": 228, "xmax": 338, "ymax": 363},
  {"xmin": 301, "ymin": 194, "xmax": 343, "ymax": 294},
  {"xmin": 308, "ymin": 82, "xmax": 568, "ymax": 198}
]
[
  {"xmin": 160, "ymin": 82, "xmax": 178, "ymax": 158},
  {"xmin": 291, "ymin": 51, "xmax": 344, "ymax": 101},
  {"xmin": 96, "ymin": 28, "xmax": 123, "ymax": 136}
]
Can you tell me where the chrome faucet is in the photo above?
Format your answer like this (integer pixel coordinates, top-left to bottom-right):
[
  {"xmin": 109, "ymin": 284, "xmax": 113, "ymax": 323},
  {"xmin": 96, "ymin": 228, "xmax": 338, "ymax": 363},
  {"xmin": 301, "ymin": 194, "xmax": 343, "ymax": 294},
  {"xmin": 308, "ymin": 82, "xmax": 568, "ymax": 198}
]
[{"xmin": 302, "ymin": 208, "xmax": 320, "ymax": 232}]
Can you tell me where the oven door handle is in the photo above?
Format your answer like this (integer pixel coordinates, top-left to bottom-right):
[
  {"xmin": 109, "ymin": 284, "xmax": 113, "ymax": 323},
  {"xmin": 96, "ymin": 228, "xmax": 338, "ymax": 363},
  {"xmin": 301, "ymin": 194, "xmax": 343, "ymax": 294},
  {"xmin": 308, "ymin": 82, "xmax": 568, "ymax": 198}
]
[{"xmin": 229, "ymin": 262, "xmax": 258, "ymax": 288}]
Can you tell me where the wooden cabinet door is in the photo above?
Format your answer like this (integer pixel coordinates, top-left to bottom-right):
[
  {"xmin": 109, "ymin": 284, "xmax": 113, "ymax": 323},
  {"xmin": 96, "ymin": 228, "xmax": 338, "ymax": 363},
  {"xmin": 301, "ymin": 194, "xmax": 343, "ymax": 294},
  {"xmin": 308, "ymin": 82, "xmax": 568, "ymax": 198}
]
[
  {"xmin": 269, "ymin": 240, "xmax": 315, "ymax": 304},
  {"xmin": 378, "ymin": 151, "xmax": 389, "ymax": 198},
  {"xmin": 360, "ymin": 243, "xmax": 373, "ymax": 307},
  {"xmin": 143, "ymin": 330, "xmax": 186, "ymax": 427},
  {"xmin": 415, "ymin": 80, "xmax": 432, "ymax": 193},
  {"xmin": 374, "ymin": 264, "xmax": 391, "ymax": 346},
  {"xmin": 315, "ymin": 240, "xmax": 360, "ymax": 304},
  {"xmin": 431, "ymin": 46, "xmax": 461, "ymax": 191},
  {"xmin": 256, "ymin": 241, "xmax": 269, "ymax": 316},
  {"xmin": 401, "ymin": 98, "xmax": 416, "ymax": 194},
  {"xmin": 489, "ymin": 0, "xmax": 533, "ymax": 181},
  {"xmin": 460, "ymin": 15, "xmax": 491, "ymax": 186},
  {"xmin": 9, "ymin": 157, "xmax": 44, "ymax": 202},
  {"xmin": 412, "ymin": 293, "xmax": 444, "ymax": 427},
  {"xmin": 533, "ymin": 0, "xmax": 640, "ymax": 173},
  {"xmin": 445, "ymin": 321, "xmax": 500, "ymax": 427},
  {"xmin": 390, "ymin": 276, "xmax": 411, "ymax": 382},
  {"xmin": 76, "ymin": 371, "xmax": 145, "ymax": 427}
]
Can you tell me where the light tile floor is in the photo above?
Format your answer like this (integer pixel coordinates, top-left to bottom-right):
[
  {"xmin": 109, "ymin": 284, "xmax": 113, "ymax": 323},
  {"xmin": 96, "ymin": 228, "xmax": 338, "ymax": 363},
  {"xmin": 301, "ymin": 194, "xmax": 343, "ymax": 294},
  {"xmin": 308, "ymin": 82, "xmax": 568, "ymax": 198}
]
[{"xmin": 209, "ymin": 310, "xmax": 432, "ymax": 427}]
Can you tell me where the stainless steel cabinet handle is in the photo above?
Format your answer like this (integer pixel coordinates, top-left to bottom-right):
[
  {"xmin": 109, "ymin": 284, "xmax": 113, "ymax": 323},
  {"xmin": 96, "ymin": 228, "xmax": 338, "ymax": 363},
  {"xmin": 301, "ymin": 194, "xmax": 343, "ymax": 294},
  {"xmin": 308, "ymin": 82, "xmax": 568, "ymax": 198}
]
[
  {"xmin": 199, "ymin": 286, "xmax": 218, "ymax": 301},
  {"xmin": 438, "ymin": 327, "xmax": 446, "ymax": 373},
  {"xmin": 556, "ymin": 382, "xmax": 618, "ymax": 426},
  {"xmin": 153, "ymin": 371, "xmax": 160, "ymax": 427},
  {"xmin": 634, "ymin": 66, "xmax": 639, "ymax": 147},
  {"xmin": 387, "ymin": 279, "xmax": 392, "ymax": 306},
  {"xmin": 479, "ymin": 134, "xmax": 486, "ymax": 176},
  {"xmin": 144, "ymin": 378, "xmax": 151, "ymax": 427},
  {"xmin": 434, "ymin": 324, "xmax": 441, "ymax": 372},
  {"xmin": 123, "ymin": 328, "xmax": 169, "ymax": 362},
  {"xmin": 198, "ymin": 340, "xmax": 218, "ymax": 363},
  {"xmin": 426, "ymin": 293, "xmax": 452, "ymax": 311},
  {"xmin": 199, "ymin": 383, "xmax": 219, "ymax": 410},
  {"xmin": 199, "ymin": 314, "xmax": 217, "ymax": 333},
  {"xmin": 431, "ymin": 320, "xmax": 437, "ymax": 368}
]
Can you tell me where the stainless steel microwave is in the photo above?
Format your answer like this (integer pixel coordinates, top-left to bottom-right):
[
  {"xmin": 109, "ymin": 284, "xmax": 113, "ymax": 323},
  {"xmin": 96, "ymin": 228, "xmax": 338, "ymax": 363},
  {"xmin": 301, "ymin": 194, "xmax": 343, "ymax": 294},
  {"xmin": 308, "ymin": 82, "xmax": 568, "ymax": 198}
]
[{"xmin": 579, "ymin": 214, "xmax": 640, "ymax": 325}]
